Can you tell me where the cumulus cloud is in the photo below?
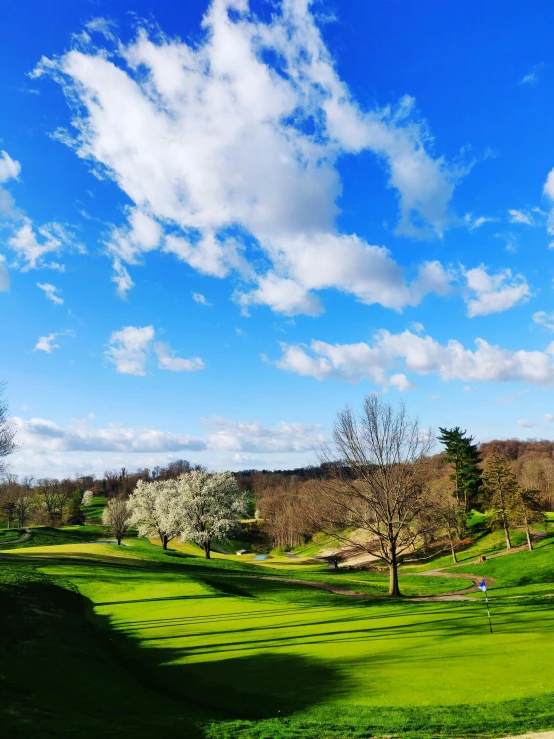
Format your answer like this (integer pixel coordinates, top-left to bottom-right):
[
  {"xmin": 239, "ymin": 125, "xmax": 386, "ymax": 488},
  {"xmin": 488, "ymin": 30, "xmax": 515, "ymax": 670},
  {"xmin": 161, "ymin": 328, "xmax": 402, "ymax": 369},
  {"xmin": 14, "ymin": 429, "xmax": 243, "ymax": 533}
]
[
  {"xmin": 274, "ymin": 328, "xmax": 554, "ymax": 387},
  {"xmin": 34, "ymin": 333, "xmax": 60, "ymax": 353},
  {"xmin": 462, "ymin": 265, "xmax": 531, "ymax": 317},
  {"xmin": 9, "ymin": 413, "xmax": 324, "ymax": 476},
  {"xmin": 517, "ymin": 418, "xmax": 537, "ymax": 428},
  {"xmin": 0, "ymin": 150, "xmax": 21, "ymax": 183},
  {"xmin": 37, "ymin": 282, "xmax": 63, "ymax": 304},
  {"xmin": 105, "ymin": 325, "xmax": 205, "ymax": 375},
  {"xmin": 36, "ymin": 0, "xmax": 465, "ymax": 313},
  {"xmin": 544, "ymin": 413, "xmax": 554, "ymax": 422},
  {"xmin": 33, "ymin": 330, "xmax": 74, "ymax": 353},
  {"xmin": 12, "ymin": 416, "xmax": 206, "ymax": 453}
]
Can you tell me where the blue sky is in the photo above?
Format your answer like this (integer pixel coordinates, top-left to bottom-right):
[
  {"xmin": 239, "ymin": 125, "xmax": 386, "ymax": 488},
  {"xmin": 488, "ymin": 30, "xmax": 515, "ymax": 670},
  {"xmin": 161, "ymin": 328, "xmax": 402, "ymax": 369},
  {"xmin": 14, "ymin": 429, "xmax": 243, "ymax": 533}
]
[{"xmin": 2, "ymin": 0, "xmax": 554, "ymax": 478}]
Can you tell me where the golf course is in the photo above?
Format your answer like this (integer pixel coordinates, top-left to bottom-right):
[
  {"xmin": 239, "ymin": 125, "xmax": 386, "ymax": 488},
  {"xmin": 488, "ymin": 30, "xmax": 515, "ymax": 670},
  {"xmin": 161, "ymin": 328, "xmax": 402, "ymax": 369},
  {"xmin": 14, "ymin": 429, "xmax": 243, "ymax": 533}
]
[{"xmin": 2, "ymin": 510, "xmax": 554, "ymax": 739}]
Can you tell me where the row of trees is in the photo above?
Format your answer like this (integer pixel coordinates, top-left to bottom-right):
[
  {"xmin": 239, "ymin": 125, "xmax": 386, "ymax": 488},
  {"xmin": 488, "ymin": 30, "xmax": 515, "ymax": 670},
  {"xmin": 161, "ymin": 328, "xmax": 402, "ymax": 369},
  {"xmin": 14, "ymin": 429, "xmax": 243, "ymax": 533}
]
[{"xmin": 102, "ymin": 470, "xmax": 247, "ymax": 556}]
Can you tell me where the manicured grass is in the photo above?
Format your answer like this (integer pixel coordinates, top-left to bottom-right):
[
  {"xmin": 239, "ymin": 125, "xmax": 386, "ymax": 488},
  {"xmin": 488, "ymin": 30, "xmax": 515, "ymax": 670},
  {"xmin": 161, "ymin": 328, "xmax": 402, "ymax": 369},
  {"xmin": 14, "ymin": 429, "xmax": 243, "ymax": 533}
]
[
  {"xmin": 84, "ymin": 495, "xmax": 108, "ymax": 523},
  {"xmin": 5, "ymin": 531, "xmax": 554, "ymax": 737}
]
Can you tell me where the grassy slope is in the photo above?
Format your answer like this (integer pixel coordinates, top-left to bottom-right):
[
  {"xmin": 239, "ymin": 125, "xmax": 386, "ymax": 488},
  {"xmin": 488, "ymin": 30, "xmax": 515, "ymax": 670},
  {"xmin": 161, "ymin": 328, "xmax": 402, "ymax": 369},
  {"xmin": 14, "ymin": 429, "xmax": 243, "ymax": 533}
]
[
  {"xmin": 4, "ymin": 535, "xmax": 554, "ymax": 737},
  {"xmin": 9, "ymin": 525, "xmax": 109, "ymax": 549},
  {"xmin": 449, "ymin": 535, "xmax": 554, "ymax": 598},
  {"xmin": 0, "ymin": 528, "xmax": 24, "ymax": 543},
  {"xmin": 0, "ymin": 560, "xmax": 206, "ymax": 738},
  {"xmin": 84, "ymin": 496, "xmax": 107, "ymax": 523}
]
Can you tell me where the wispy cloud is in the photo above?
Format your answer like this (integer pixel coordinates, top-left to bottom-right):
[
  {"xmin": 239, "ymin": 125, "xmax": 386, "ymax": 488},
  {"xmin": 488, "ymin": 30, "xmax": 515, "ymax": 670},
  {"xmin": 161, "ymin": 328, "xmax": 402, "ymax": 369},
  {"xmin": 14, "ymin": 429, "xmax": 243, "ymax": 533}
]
[{"xmin": 37, "ymin": 282, "xmax": 63, "ymax": 305}]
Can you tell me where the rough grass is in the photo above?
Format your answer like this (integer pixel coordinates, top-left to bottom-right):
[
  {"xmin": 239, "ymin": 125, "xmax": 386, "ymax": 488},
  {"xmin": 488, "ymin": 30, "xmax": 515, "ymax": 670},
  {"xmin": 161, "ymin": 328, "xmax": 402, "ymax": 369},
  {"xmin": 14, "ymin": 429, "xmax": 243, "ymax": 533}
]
[
  {"xmin": 449, "ymin": 535, "xmax": 554, "ymax": 598},
  {"xmin": 4, "ymin": 529, "xmax": 554, "ymax": 738},
  {"xmin": 0, "ymin": 527, "xmax": 24, "ymax": 543},
  {"xmin": 7, "ymin": 524, "xmax": 125, "ymax": 549}
]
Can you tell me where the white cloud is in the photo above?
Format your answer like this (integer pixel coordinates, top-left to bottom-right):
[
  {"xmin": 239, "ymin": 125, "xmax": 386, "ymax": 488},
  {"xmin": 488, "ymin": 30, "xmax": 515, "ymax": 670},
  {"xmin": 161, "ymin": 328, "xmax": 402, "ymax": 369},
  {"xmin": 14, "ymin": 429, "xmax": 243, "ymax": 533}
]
[
  {"xmin": 33, "ymin": 329, "xmax": 74, "ymax": 353},
  {"xmin": 544, "ymin": 413, "xmax": 554, "ymax": 422},
  {"xmin": 462, "ymin": 265, "xmax": 531, "ymax": 317},
  {"xmin": 9, "ymin": 414, "xmax": 324, "ymax": 477},
  {"xmin": 275, "ymin": 328, "xmax": 554, "ymax": 387},
  {"xmin": 34, "ymin": 333, "xmax": 60, "ymax": 353},
  {"xmin": 37, "ymin": 282, "xmax": 63, "ymax": 304},
  {"xmin": 508, "ymin": 209, "xmax": 534, "ymax": 225},
  {"xmin": 105, "ymin": 325, "xmax": 155, "ymax": 375},
  {"xmin": 154, "ymin": 342, "xmax": 205, "ymax": 372},
  {"xmin": 192, "ymin": 292, "xmax": 211, "ymax": 306},
  {"xmin": 0, "ymin": 256, "xmax": 9, "ymax": 292},
  {"xmin": 520, "ymin": 65, "xmax": 543, "ymax": 86},
  {"xmin": 37, "ymin": 1, "xmax": 465, "ymax": 312},
  {"xmin": 12, "ymin": 416, "xmax": 207, "ymax": 453},
  {"xmin": 517, "ymin": 418, "xmax": 537, "ymax": 428},
  {"xmin": 105, "ymin": 325, "xmax": 205, "ymax": 375},
  {"xmin": 543, "ymin": 169, "xmax": 554, "ymax": 245},
  {"xmin": 0, "ymin": 150, "xmax": 21, "ymax": 183},
  {"xmin": 533, "ymin": 311, "xmax": 554, "ymax": 331},
  {"xmin": 464, "ymin": 213, "xmax": 496, "ymax": 230},
  {"xmin": 8, "ymin": 219, "xmax": 77, "ymax": 271},
  {"xmin": 111, "ymin": 258, "xmax": 134, "ymax": 298},
  {"xmin": 203, "ymin": 416, "xmax": 324, "ymax": 454},
  {"xmin": 388, "ymin": 373, "xmax": 416, "ymax": 391}
]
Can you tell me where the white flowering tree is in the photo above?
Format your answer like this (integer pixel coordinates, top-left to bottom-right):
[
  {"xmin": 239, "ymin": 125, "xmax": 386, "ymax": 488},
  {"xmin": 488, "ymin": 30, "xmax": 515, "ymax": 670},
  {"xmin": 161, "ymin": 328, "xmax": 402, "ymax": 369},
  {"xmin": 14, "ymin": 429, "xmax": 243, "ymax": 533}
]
[
  {"xmin": 171, "ymin": 470, "xmax": 247, "ymax": 559},
  {"xmin": 102, "ymin": 498, "xmax": 131, "ymax": 545},
  {"xmin": 128, "ymin": 479, "xmax": 182, "ymax": 550},
  {"xmin": 82, "ymin": 490, "xmax": 94, "ymax": 507}
]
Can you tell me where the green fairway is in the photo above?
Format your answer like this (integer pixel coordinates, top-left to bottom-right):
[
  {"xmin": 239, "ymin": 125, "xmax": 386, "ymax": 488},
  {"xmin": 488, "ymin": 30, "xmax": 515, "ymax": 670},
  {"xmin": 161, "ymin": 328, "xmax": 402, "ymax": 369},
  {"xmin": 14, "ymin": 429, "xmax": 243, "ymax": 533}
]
[{"xmin": 3, "ymin": 530, "xmax": 554, "ymax": 738}]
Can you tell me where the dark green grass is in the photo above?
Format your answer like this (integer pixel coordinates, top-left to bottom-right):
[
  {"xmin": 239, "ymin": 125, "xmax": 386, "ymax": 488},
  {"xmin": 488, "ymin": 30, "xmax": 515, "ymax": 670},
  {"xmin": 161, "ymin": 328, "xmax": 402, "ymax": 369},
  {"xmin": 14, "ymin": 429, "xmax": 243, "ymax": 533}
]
[
  {"xmin": 0, "ymin": 528, "xmax": 24, "ymax": 543},
  {"xmin": 0, "ymin": 560, "xmax": 205, "ymax": 738},
  {"xmin": 7, "ymin": 525, "xmax": 109, "ymax": 549}
]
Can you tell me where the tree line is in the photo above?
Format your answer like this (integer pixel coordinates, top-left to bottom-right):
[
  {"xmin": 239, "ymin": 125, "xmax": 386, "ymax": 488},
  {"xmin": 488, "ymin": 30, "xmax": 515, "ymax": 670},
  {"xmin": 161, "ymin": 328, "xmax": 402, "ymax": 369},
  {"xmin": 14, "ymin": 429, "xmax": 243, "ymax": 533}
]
[{"xmin": 0, "ymin": 383, "xmax": 552, "ymax": 596}]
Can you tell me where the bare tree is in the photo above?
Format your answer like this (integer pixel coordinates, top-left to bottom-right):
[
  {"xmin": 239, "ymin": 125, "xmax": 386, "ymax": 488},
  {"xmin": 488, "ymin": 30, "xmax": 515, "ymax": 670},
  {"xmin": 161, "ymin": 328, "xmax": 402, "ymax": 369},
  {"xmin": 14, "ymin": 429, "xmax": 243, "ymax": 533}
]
[
  {"xmin": 102, "ymin": 498, "xmax": 132, "ymax": 545},
  {"xmin": 35, "ymin": 478, "xmax": 73, "ymax": 525},
  {"xmin": 0, "ymin": 384, "xmax": 17, "ymax": 476},
  {"xmin": 316, "ymin": 396, "xmax": 433, "ymax": 596}
]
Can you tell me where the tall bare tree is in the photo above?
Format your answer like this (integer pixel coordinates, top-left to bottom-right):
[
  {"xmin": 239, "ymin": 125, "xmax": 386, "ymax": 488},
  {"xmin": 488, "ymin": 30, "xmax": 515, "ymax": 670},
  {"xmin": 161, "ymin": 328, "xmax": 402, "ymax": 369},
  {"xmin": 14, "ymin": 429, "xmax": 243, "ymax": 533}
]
[
  {"xmin": 0, "ymin": 384, "xmax": 17, "ymax": 476},
  {"xmin": 317, "ymin": 396, "xmax": 433, "ymax": 596}
]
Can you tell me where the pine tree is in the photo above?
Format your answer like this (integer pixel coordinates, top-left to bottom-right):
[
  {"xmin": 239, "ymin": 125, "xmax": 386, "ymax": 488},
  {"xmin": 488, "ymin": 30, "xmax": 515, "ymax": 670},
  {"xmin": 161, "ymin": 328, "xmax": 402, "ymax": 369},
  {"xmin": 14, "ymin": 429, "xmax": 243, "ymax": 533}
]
[
  {"xmin": 437, "ymin": 427, "xmax": 482, "ymax": 513},
  {"xmin": 481, "ymin": 445, "xmax": 518, "ymax": 550}
]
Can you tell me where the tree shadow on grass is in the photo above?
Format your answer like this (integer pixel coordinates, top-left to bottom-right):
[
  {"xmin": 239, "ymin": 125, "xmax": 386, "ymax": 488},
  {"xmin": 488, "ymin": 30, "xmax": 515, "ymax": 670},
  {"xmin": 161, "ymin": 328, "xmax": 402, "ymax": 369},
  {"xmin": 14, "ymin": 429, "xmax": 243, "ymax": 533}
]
[{"xmin": 86, "ymin": 595, "xmax": 351, "ymax": 725}]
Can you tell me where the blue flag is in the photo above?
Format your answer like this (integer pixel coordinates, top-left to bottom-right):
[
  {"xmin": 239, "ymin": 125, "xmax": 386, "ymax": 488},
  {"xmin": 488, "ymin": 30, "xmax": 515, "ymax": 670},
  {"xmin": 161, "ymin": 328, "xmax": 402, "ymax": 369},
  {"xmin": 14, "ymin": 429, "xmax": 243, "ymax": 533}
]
[{"xmin": 478, "ymin": 580, "xmax": 487, "ymax": 592}]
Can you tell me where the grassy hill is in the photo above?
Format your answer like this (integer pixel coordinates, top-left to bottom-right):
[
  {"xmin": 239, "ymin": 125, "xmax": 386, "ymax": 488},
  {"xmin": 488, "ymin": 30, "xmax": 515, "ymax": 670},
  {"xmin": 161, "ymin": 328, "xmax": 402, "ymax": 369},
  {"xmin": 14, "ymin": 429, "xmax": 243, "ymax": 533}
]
[{"xmin": 2, "ymin": 524, "xmax": 554, "ymax": 738}]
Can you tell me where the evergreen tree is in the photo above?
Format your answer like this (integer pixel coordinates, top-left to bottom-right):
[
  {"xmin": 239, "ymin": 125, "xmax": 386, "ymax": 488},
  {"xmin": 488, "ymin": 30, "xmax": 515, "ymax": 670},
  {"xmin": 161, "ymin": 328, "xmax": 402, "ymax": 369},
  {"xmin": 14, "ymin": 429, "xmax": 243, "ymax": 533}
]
[
  {"xmin": 67, "ymin": 491, "xmax": 85, "ymax": 525},
  {"xmin": 437, "ymin": 426, "xmax": 482, "ymax": 513},
  {"xmin": 481, "ymin": 445, "xmax": 518, "ymax": 550}
]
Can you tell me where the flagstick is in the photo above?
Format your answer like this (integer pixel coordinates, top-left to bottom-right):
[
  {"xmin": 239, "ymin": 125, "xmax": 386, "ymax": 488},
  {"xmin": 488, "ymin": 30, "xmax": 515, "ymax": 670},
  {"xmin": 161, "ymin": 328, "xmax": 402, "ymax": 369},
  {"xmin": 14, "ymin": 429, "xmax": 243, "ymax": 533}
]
[{"xmin": 484, "ymin": 590, "xmax": 493, "ymax": 633}]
